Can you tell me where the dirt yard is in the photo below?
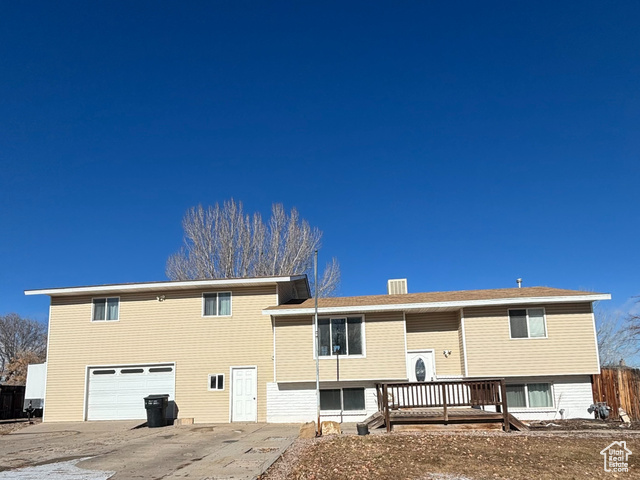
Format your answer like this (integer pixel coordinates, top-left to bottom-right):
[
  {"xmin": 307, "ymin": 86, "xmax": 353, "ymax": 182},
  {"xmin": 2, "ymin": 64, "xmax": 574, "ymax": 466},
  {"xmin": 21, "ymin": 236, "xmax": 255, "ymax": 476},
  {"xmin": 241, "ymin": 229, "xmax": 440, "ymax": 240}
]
[
  {"xmin": 262, "ymin": 430, "xmax": 640, "ymax": 480},
  {"xmin": 0, "ymin": 419, "xmax": 37, "ymax": 435}
]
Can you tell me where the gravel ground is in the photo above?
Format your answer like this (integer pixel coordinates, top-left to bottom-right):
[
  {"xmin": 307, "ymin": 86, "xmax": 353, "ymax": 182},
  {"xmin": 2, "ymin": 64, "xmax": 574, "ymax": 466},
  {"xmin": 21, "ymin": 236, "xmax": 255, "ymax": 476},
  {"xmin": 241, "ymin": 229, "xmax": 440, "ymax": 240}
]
[{"xmin": 261, "ymin": 429, "xmax": 640, "ymax": 480}]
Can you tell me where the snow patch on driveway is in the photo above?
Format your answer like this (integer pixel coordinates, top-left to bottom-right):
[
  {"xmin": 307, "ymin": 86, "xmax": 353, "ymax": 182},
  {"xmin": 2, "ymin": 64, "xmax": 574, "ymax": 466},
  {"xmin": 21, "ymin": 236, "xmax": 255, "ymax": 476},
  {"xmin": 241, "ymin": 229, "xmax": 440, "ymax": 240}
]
[{"xmin": 0, "ymin": 457, "xmax": 114, "ymax": 480}]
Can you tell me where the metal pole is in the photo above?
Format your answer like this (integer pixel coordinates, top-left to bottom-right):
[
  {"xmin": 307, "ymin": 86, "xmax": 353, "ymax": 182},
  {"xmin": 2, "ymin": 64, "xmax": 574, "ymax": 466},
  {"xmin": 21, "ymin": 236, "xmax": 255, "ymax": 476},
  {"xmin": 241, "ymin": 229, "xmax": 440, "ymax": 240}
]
[{"xmin": 314, "ymin": 250, "xmax": 320, "ymax": 435}]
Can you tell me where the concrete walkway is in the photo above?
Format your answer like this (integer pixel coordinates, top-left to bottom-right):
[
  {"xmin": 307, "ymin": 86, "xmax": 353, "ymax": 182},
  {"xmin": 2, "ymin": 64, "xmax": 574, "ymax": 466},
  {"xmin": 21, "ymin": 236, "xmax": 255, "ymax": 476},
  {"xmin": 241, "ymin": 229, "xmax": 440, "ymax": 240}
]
[{"xmin": 0, "ymin": 421, "xmax": 299, "ymax": 480}]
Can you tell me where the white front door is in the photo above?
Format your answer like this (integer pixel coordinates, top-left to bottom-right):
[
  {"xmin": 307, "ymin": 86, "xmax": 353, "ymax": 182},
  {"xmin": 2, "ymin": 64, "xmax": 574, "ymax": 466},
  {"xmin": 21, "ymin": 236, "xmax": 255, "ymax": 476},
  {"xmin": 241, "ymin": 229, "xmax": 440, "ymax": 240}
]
[
  {"xmin": 231, "ymin": 367, "xmax": 257, "ymax": 422},
  {"xmin": 406, "ymin": 350, "xmax": 436, "ymax": 382}
]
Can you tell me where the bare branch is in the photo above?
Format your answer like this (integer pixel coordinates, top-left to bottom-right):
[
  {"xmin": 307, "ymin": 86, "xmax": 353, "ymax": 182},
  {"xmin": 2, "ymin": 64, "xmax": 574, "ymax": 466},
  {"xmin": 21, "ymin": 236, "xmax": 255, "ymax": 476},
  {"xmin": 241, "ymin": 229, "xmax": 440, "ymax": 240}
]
[{"xmin": 166, "ymin": 200, "xmax": 340, "ymax": 296}]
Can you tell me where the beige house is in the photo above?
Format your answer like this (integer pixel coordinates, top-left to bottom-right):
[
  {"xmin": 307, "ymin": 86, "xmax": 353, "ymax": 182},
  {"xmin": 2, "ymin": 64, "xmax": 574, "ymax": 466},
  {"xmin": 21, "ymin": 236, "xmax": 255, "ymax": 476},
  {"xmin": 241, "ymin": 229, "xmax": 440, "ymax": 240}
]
[{"xmin": 25, "ymin": 276, "xmax": 609, "ymax": 423}]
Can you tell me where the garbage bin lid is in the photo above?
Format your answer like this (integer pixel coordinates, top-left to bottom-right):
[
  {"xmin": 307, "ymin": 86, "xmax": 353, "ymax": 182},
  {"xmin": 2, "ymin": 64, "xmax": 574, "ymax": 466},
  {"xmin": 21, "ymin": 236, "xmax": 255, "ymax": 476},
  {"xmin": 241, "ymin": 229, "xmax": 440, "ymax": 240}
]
[{"xmin": 144, "ymin": 394, "xmax": 170, "ymax": 400}]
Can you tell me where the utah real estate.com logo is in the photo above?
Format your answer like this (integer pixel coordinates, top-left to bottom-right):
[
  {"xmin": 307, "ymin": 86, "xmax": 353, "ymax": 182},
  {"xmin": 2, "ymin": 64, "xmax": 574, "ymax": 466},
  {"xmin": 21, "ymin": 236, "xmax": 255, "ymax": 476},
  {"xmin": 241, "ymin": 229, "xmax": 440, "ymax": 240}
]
[{"xmin": 601, "ymin": 441, "xmax": 632, "ymax": 473}]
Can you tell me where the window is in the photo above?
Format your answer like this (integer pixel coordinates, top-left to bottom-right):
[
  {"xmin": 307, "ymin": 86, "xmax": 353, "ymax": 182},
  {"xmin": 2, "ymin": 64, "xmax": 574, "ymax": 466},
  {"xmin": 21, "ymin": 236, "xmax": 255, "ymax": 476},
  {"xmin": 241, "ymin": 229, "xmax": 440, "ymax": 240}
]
[
  {"xmin": 320, "ymin": 388, "xmax": 365, "ymax": 411},
  {"xmin": 506, "ymin": 383, "xmax": 553, "ymax": 409},
  {"xmin": 509, "ymin": 308, "xmax": 546, "ymax": 338},
  {"xmin": 203, "ymin": 292, "xmax": 232, "ymax": 316},
  {"xmin": 318, "ymin": 316, "xmax": 363, "ymax": 357},
  {"xmin": 92, "ymin": 298, "xmax": 119, "ymax": 321},
  {"xmin": 208, "ymin": 374, "xmax": 225, "ymax": 391}
]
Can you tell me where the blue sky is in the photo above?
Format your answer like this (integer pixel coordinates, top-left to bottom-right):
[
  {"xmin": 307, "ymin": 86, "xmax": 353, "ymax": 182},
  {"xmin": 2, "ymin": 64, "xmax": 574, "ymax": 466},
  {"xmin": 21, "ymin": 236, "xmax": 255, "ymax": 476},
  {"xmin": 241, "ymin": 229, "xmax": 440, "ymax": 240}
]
[{"xmin": 1, "ymin": 1, "xmax": 639, "ymax": 323}]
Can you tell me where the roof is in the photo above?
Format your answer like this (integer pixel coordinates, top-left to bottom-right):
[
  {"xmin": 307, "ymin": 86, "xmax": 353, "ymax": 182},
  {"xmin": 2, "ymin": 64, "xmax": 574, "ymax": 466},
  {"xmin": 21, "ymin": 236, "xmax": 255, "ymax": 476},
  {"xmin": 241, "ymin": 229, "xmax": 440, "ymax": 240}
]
[
  {"xmin": 24, "ymin": 275, "xmax": 311, "ymax": 297},
  {"xmin": 264, "ymin": 286, "xmax": 610, "ymax": 316}
]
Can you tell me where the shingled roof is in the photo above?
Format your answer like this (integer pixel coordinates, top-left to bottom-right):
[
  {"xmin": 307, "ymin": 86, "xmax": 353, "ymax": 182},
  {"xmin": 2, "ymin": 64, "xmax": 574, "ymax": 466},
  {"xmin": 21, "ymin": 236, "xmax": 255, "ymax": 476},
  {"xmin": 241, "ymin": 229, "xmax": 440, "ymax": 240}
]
[{"xmin": 264, "ymin": 286, "xmax": 609, "ymax": 315}]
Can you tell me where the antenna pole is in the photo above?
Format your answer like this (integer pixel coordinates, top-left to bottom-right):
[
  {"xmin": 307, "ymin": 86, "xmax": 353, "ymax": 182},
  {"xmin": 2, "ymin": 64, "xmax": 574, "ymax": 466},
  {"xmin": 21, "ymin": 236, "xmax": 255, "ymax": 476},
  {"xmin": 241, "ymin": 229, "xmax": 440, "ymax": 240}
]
[{"xmin": 314, "ymin": 250, "xmax": 321, "ymax": 435}]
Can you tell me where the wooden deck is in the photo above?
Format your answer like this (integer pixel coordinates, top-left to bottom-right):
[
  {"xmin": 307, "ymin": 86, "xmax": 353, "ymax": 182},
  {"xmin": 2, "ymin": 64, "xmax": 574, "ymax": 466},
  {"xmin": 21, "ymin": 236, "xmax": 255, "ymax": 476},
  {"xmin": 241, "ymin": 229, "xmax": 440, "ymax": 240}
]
[{"xmin": 369, "ymin": 379, "xmax": 527, "ymax": 432}]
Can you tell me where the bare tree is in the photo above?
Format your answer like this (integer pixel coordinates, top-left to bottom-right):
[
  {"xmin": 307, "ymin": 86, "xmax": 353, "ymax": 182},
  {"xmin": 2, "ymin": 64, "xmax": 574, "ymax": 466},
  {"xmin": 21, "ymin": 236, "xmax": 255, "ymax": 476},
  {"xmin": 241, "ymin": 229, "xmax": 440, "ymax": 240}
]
[
  {"xmin": 595, "ymin": 304, "xmax": 639, "ymax": 367},
  {"xmin": 166, "ymin": 200, "xmax": 340, "ymax": 296},
  {"xmin": 0, "ymin": 313, "xmax": 47, "ymax": 378}
]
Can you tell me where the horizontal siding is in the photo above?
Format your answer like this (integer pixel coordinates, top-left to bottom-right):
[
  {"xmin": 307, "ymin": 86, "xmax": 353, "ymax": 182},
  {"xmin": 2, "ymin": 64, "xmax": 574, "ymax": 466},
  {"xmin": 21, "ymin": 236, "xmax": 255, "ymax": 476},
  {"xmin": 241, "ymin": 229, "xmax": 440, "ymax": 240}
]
[
  {"xmin": 46, "ymin": 286, "xmax": 277, "ymax": 423},
  {"xmin": 274, "ymin": 312, "xmax": 407, "ymax": 382},
  {"xmin": 464, "ymin": 302, "xmax": 599, "ymax": 377},
  {"xmin": 405, "ymin": 311, "xmax": 463, "ymax": 376}
]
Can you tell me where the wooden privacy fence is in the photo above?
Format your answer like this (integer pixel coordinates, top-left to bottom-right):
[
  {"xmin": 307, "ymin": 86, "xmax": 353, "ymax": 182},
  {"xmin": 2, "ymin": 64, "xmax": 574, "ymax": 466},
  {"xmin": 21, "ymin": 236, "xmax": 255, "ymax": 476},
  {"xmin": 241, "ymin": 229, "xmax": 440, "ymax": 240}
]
[
  {"xmin": 0, "ymin": 385, "xmax": 25, "ymax": 420},
  {"xmin": 375, "ymin": 378, "xmax": 510, "ymax": 432},
  {"xmin": 592, "ymin": 367, "xmax": 640, "ymax": 421}
]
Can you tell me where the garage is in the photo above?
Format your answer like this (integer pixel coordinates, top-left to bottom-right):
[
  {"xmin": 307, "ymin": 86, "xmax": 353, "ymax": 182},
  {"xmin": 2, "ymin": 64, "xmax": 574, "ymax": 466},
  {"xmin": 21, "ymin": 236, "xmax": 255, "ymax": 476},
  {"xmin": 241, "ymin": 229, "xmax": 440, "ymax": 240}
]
[{"xmin": 86, "ymin": 364, "xmax": 175, "ymax": 421}]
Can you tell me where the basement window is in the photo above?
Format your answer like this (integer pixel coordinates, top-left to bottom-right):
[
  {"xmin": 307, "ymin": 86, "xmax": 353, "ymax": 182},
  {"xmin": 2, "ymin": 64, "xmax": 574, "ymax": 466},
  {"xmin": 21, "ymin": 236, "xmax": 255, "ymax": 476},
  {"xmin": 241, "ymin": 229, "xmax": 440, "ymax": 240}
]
[
  {"xmin": 208, "ymin": 374, "xmax": 225, "ymax": 391},
  {"xmin": 320, "ymin": 388, "xmax": 365, "ymax": 411},
  {"xmin": 506, "ymin": 383, "xmax": 553, "ymax": 408}
]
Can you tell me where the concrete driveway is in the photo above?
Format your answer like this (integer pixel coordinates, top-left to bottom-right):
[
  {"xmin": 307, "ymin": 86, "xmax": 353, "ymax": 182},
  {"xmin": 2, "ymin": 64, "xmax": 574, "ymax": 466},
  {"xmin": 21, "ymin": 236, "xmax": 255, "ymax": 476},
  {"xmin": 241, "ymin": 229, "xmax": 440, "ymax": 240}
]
[{"xmin": 0, "ymin": 421, "xmax": 299, "ymax": 480}]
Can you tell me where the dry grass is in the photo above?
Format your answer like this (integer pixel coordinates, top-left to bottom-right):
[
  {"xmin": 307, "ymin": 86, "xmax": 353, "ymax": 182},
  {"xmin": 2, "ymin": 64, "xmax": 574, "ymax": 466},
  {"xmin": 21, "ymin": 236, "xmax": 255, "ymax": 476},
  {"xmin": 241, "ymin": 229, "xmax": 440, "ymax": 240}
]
[{"xmin": 262, "ymin": 430, "xmax": 640, "ymax": 480}]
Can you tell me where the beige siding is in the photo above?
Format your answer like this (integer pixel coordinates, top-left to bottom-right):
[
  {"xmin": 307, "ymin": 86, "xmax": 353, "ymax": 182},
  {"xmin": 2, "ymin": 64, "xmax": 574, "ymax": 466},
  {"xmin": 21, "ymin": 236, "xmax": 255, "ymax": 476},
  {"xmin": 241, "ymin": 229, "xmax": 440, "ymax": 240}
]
[
  {"xmin": 45, "ymin": 286, "xmax": 277, "ymax": 423},
  {"xmin": 463, "ymin": 303, "xmax": 599, "ymax": 377},
  {"xmin": 405, "ymin": 311, "xmax": 463, "ymax": 377},
  {"xmin": 274, "ymin": 312, "xmax": 407, "ymax": 382}
]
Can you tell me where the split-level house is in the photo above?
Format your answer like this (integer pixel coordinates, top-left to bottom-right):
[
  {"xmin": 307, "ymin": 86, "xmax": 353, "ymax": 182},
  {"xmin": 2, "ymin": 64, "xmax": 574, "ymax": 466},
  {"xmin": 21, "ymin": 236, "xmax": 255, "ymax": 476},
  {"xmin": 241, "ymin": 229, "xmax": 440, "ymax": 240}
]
[{"xmin": 25, "ymin": 276, "xmax": 609, "ymax": 424}]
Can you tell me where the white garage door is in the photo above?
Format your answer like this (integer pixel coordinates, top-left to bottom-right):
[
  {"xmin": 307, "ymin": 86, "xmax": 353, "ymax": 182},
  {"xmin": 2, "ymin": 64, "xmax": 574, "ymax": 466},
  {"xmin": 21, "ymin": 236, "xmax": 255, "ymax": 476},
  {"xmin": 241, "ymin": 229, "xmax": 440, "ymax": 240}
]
[{"xmin": 87, "ymin": 364, "xmax": 175, "ymax": 421}]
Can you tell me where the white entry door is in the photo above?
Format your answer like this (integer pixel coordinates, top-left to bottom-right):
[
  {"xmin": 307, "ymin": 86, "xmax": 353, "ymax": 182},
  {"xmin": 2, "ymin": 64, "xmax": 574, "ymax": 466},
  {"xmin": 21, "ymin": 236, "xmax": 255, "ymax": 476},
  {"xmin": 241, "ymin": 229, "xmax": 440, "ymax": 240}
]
[
  {"xmin": 406, "ymin": 350, "xmax": 436, "ymax": 382},
  {"xmin": 231, "ymin": 367, "xmax": 257, "ymax": 422}
]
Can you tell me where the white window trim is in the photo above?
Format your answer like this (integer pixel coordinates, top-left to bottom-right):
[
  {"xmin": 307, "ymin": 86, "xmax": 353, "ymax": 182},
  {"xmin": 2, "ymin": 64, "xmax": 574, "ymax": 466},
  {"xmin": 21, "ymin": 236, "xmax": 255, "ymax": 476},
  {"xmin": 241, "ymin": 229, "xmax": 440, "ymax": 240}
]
[
  {"xmin": 319, "ymin": 387, "xmax": 367, "ymax": 413},
  {"xmin": 314, "ymin": 315, "xmax": 366, "ymax": 359},
  {"xmin": 202, "ymin": 291, "xmax": 233, "ymax": 317},
  {"xmin": 506, "ymin": 382, "xmax": 555, "ymax": 410},
  {"xmin": 208, "ymin": 373, "xmax": 225, "ymax": 391},
  {"xmin": 508, "ymin": 307, "xmax": 548, "ymax": 339},
  {"xmin": 91, "ymin": 296, "xmax": 120, "ymax": 322}
]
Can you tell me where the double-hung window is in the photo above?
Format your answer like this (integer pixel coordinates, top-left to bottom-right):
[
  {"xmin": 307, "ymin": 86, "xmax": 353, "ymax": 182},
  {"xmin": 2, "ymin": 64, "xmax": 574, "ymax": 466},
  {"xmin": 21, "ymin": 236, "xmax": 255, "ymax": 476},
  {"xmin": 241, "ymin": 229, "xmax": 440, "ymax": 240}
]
[
  {"xmin": 203, "ymin": 292, "xmax": 232, "ymax": 316},
  {"xmin": 318, "ymin": 316, "xmax": 363, "ymax": 357},
  {"xmin": 506, "ymin": 383, "xmax": 553, "ymax": 408},
  {"xmin": 320, "ymin": 388, "xmax": 366, "ymax": 411},
  {"xmin": 92, "ymin": 297, "xmax": 119, "ymax": 321},
  {"xmin": 509, "ymin": 308, "xmax": 546, "ymax": 338}
]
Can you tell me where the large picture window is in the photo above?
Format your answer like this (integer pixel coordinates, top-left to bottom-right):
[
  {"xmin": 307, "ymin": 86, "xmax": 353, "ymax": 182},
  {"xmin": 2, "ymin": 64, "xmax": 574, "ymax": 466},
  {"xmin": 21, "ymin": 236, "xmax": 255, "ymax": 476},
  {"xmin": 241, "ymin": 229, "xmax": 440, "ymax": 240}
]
[
  {"xmin": 509, "ymin": 308, "xmax": 546, "ymax": 339},
  {"xmin": 320, "ymin": 388, "xmax": 365, "ymax": 411},
  {"xmin": 203, "ymin": 292, "xmax": 232, "ymax": 316},
  {"xmin": 318, "ymin": 317, "xmax": 363, "ymax": 357},
  {"xmin": 92, "ymin": 298, "xmax": 119, "ymax": 321},
  {"xmin": 506, "ymin": 383, "xmax": 553, "ymax": 408}
]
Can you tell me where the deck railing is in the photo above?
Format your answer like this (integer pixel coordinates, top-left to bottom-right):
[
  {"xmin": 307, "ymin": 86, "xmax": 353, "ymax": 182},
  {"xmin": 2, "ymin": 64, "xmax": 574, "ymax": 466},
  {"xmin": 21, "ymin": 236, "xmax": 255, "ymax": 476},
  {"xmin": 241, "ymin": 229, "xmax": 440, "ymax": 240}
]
[{"xmin": 375, "ymin": 378, "xmax": 509, "ymax": 432}]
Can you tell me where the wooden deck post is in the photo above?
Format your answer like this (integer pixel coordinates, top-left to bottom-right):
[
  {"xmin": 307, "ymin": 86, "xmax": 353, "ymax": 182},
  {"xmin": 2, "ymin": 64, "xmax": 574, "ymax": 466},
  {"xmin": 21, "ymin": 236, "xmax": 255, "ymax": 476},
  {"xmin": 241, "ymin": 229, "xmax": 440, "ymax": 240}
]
[
  {"xmin": 383, "ymin": 383, "xmax": 391, "ymax": 432},
  {"xmin": 499, "ymin": 378, "xmax": 510, "ymax": 432},
  {"xmin": 442, "ymin": 383, "xmax": 448, "ymax": 422}
]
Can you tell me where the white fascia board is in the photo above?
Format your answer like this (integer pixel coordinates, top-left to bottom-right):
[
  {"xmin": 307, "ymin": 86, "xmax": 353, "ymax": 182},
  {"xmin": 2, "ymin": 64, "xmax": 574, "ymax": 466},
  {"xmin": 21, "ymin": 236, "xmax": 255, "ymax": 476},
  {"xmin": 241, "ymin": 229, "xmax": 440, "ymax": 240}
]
[
  {"xmin": 25, "ymin": 275, "xmax": 307, "ymax": 296},
  {"xmin": 263, "ymin": 294, "xmax": 612, "ymax": 316}
]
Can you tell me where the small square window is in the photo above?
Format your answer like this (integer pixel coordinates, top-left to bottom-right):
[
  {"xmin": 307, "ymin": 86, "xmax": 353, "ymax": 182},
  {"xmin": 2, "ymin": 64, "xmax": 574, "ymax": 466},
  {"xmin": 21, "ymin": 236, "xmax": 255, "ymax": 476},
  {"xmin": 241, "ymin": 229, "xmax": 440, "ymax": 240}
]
[
  {"xmin": 92, "ymin": 297, "xmax": 119, "ymax": 321},
  {"xmin": 208, "ymin": 374, "xmax": 225, "ymax": 391},
  {"xmin": 509, "ymin": 308, "xmax": 546, "ymax": 339},
  {"xmin": 203, "ymin": 292, "xmax": 232, "ymax": 317}
]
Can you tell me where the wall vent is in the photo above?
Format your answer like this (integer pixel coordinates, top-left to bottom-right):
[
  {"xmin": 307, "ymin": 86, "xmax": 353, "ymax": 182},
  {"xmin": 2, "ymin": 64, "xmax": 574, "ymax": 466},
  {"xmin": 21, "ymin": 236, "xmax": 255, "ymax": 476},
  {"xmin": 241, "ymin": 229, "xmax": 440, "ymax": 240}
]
[{"xmin": 387, "ymin": 279, "xmax": 408, "ymax": 295}]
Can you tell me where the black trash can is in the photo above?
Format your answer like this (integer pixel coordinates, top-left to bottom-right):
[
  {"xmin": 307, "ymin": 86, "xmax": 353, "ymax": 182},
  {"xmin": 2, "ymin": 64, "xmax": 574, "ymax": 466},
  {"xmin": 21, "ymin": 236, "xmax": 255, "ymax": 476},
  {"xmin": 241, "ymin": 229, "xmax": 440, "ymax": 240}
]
[{"xmin": 144, "ymin": 394, "xmax": 169, "ymax": 428}]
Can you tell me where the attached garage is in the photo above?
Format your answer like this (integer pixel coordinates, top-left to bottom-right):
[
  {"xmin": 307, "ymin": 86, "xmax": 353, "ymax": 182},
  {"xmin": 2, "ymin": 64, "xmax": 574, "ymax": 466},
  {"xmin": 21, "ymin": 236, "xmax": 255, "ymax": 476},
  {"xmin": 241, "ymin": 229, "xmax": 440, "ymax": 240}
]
[{"xmin": 86, "ymin": 364, "xmax": 175, "ymax": 421}]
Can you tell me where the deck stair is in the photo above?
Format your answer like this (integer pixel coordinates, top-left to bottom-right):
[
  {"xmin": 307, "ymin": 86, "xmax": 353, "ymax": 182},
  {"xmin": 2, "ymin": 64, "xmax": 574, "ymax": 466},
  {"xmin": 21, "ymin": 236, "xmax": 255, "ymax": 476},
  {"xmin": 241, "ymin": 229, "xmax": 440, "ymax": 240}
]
[
  {"xmin": 362, "ymin": 411, "xmax": 385, "ymax": 429},
  {"xmin": 507, "ymin": 414, "xmax": 529, "ymax": 431}
]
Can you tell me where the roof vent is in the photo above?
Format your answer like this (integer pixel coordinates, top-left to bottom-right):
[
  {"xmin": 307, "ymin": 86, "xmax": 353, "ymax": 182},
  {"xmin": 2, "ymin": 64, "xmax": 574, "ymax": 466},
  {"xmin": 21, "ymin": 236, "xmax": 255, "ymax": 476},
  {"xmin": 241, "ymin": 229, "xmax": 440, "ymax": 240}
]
[{"xmin": 387, "ymin": 279, "xmax": 408, "ymax": 295}]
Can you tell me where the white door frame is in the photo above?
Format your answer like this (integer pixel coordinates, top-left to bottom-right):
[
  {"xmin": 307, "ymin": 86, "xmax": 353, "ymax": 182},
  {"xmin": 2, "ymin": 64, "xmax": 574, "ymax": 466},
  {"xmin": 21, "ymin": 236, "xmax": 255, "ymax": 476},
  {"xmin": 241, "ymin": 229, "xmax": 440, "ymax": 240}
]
[
  {"xmin": 229, "ymin": 365, "xmax": 258, "ymax": 422},
  {"xmin": 406, "ymin": 349, "xmax": 436, "ymax": 381}
]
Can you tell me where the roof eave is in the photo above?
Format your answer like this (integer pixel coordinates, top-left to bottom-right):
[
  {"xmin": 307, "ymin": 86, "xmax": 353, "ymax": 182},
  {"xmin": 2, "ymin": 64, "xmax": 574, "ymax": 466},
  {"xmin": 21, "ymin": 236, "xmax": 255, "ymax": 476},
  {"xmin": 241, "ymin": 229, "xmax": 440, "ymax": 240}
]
[
  {"xmin": 25, "ymin": 275, "xmax": 308, "ymax": 297},
  {"xmin": 263, "ymin": 293, "xmax": 612, "ymax": 316}
]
